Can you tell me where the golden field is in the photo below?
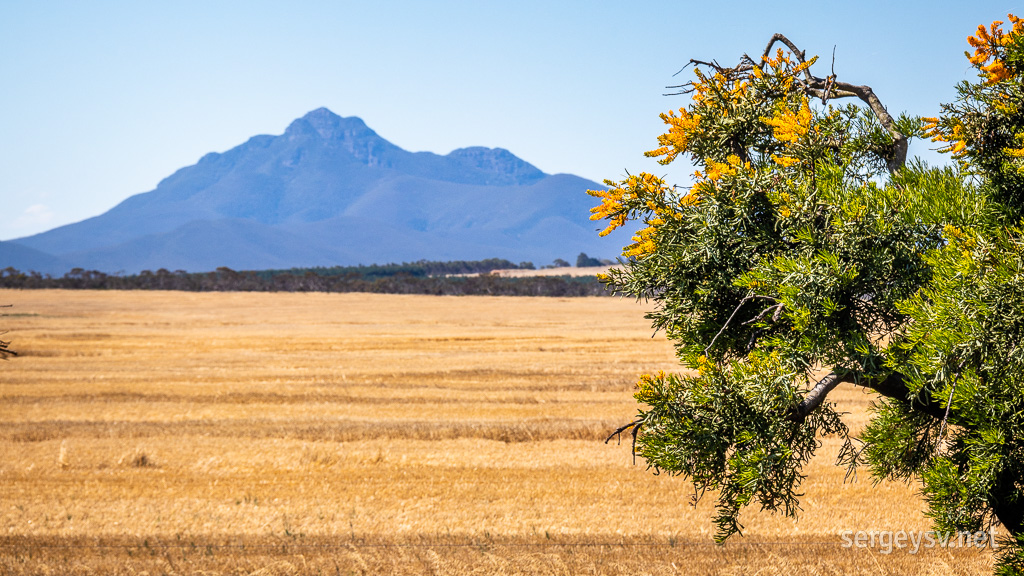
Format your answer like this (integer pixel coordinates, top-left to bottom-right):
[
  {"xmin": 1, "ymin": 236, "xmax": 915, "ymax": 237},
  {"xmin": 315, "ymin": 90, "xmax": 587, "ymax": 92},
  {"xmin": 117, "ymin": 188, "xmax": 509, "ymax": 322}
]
[{"xmin": 0, "ymin": 289, "xmax": 996, "ymax": 575}]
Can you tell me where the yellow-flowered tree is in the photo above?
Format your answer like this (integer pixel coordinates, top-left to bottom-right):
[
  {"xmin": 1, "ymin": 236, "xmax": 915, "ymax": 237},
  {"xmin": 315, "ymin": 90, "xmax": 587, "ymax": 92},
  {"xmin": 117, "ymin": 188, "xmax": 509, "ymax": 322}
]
[{"xmin": 592, "ymin": 17, "xmax": 1024, "ymax": 573}]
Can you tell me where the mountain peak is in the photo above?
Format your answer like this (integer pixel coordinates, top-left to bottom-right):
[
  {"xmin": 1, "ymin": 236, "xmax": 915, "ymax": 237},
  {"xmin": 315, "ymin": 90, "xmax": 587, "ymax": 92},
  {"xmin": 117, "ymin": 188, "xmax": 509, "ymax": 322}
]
[
  {"xmin": 304, "ymin": 106, "xmax": 339, "ymax": 119},
  {"xmin": 286, "ymin": 108, "xmax": 373, "ymax": 141},
  {"xmin": 301, "ymin": 107, "xmax": 343, "ymax": 129},
  {"xmin": 447, "ymin": 146, "xmax": 545, "ymax": 184}
]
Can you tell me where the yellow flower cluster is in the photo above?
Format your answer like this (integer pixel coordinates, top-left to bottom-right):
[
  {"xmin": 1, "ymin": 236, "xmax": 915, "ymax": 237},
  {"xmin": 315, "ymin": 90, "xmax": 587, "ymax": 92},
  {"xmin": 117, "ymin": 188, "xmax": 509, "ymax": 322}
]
[
  {"xmin": 1002, "ymin": 134, "xmax": 1024, "ymax": 161},
  {"xmin": 588, "ymin": 199, "xmax": 628, "ymax": 237},
  {"xmin": 920, "ymin": 116, "xmax": 940, "ymax": 133},
  {"xmin": 771, "ymin": 154, "xmax": 801, "ymax": 168},
  {"xmin": 693, "ymin": 154, "xmax": 746, "ymax": 182},
  {"xmin": 711, "ymin": 155, "xmax": 741, "ymax": 180},
  {"xmin": 966, "ymin": 15, "xmax": 1022, "ymax": 84},
  {"xmin": 923, "ymin": 118, "xmax": 968, "ymax": 156},
  {"xmin": 634, "ymin": 371, "xmax": 668, "ymax": 403},
  {"xmin": 763, "ymin": 48, "xmax": 792, "ymax": 69},
  {"xmin": 689, "ymin": 68, "xmax": 731, "ymax": 105},
  {"xmin": 588, "ymin": 173, "xmax": 667, "ymax": 237},
  {"xmin": 762, "ymin": 48, "xmax": 818, "ymax": 75},
  {"xmin": 679, "ymin": 189, "xmax": 701, "ymax": 206},
  {"xmin": 927, "ymin": 16, "xmax": 1024, "ymax": 162},
  {"xmin": 623, "ymin": 217, "xmax": 663, "ymax": 258},
  {"xmin": 647, "ymin": 108, "xmax": 702, "ymax": 165},
  {"xmin": 689, "ymin": 154, "xmax": 750, "ymax": 198},
  {"xmin": 758, "ymin": 49, "xmax": 801, "ymax": 90},
  {"xmin": 696, "ymin": 355, "xmax": 713, "ymax": 376},
  {"xmin": 763, "ymin": 99, "xmax": 812, "ymax": 144},
  {"xmin": 944, "ymin": 224, "xmax": 978, "ymax": 250},
  {"xmin": 746, "ymin": 349, "xmax": 781, "ymax": 373}
]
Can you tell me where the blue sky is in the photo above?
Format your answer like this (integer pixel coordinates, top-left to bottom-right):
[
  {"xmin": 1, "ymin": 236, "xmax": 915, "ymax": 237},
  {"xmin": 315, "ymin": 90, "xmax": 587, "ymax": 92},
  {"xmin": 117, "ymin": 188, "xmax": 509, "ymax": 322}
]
[{"xmin": 0, "ymin": 0, "xmax": 1016, "ymax": 240}]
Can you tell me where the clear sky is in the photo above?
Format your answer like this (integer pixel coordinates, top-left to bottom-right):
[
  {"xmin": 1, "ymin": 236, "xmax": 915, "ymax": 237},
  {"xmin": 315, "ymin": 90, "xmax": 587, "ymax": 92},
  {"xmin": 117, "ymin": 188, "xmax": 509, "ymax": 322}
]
[{"xmin": 0, "ymin": 0, "xmax": 1016, "ymax": 240}]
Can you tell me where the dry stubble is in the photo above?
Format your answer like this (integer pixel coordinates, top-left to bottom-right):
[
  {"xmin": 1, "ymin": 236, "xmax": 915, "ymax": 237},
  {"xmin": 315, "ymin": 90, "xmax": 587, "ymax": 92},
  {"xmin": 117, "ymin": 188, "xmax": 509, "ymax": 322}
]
[{"xmin": 0, "ymin": 290, "xmax": 994, "ymax": 574}]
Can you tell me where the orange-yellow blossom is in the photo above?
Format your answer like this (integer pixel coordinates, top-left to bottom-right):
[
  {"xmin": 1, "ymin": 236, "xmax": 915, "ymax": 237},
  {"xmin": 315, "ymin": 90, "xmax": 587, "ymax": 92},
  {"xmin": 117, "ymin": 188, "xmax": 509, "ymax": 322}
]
[
  {"xmin": 923, "ymin": 117, "xmax": 971, "ymax": 156},
  {"xmin": 791, "ymin": 55, "xmax": 819, "ymax": 75},
  {"xmin": 704, "ymin": 155, "xmax": 746, "ymax": 182},
  {"xmin": 626, "ymin": 215, "xmax": 665, "ymax": 257},
  {"xmin": 764, "ymin": 48, "xmax": 792, "ymax": 68},
  {"xmin": 763, "ymin": 99, "xmax": 812, "ymax": 144},
  {"xmin": 966, "ymin": 15, "xmax": 1022, "ymax": 84},
  {"xmin": 623, "ymin": 221, "xmax": 660, "ymax": 258},
  {"xmin": 647, "ymin": 108, "xmax": 702, "ymax": 164},
  {"xmin": 588, "ymin": 173, "xmax": 667, "ymax": 236},
  {"xmin": 588, "ymin": 184, "xmax": 629, "ymax": 236},
  {"xmin": 771, "ymin": 154, "xmax": 800, "ymax": 167},
  {"xmin": 634, "ymin": 370, "xmax": 668, "ymax": 403},
  {"xmin": 936, "ymin": 124, "xmax": 968, "ymax": 156},
  {"xmin": 696, "ymin": 354, "xmax": 713, "ymax": 375},
  {"xmin": 679, "ymin": 188, "xmax": 701, "ymax": 206}
]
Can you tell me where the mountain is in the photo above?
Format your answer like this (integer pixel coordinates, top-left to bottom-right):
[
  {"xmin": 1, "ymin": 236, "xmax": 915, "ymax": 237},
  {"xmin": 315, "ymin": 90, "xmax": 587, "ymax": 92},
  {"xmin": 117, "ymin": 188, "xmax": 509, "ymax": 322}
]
[
  {"xmin": 4, "ymin": 108, "xmax": 630, "ymax": 274},
  {"xmin": 0, "ymin": 242, "xmax": 74, "ymax": 276}
]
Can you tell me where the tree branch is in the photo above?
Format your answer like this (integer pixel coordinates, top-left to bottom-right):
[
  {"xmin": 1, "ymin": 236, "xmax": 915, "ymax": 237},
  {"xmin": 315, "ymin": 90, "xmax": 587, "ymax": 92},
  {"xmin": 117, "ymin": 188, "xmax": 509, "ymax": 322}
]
[
  {"xmin": 790, "ymin": 371, "xmax": 946, "ymax": 423},
  {"xmin": 936, "ymin": 360, "xmax": 967, "ymax": 448},
  {"xmin": 605, "ymin": 419, "xmax": 643, "ymax": 465},
  {"xmin": 790, "ymin": 372, "xmax": 846, "ymax": 421},
  {"xmin": 760, "ymin": 33, "xmax": 812, "ymax": 83},
  {"xmin": 0, "ymin": 330, "xmax": 14, "ymax": 359},
  {"xmin": 742, "ymin": 302, "xmax": 784, "ymax": 326},
  {"xmin": 807, "ymin": 80, "xmax": 908, "ymax": 172},
  {"xmin": 704, "ymin": 294, "xmax": 777, "ymax": 356},
  {"xmin": 670, "ymin": 33, "xmax": 910, "ymax": 173}
]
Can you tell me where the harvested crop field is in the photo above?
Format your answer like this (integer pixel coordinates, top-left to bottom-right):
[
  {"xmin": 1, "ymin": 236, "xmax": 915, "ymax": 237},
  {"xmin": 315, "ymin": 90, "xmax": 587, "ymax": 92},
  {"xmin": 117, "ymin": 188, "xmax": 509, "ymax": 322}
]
[{"xmin": 0, "ymin": 290, "xmax": 995, "ymax": 574}]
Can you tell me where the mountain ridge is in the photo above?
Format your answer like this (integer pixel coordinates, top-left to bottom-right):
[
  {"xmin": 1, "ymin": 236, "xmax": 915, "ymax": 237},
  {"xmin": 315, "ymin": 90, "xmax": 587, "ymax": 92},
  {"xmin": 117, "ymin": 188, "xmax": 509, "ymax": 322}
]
[{"xmin": 5, "ymin": 108, "xmax": 626, "ymax": 275}]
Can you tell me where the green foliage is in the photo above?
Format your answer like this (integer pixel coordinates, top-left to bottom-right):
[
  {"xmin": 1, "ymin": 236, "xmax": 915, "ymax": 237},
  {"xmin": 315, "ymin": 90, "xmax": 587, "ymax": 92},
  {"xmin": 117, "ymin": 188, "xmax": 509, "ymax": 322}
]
[
  {"xmin": 634, "ymin": 353, "xmax": 849, "ymax": 541},
  {"xmin": 859, "ymin": 397, "xmax": 942, "ymax": 481},
  {"xmin": 592, "ymin": 17, "xmax": 1024, "ymax": 572},
  {"xmin": 576, "ymin": 252, "xmax": 606, "ymax": 267},
  {"xmin": 998, "ymin": 533, "xmax": 1024, "ymax": 576}
]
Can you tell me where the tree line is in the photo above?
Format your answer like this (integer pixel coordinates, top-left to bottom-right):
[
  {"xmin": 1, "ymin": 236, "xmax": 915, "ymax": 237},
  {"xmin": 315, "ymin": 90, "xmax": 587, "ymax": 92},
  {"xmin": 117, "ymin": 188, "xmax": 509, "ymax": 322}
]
[{"xmin": 0, "ymin": 258, "xmax": 610, "ymax": 297}]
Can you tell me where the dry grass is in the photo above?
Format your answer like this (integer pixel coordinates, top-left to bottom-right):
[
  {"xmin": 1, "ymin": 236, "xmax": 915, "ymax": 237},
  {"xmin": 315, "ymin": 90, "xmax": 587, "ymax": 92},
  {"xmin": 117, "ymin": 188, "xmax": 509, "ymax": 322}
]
[{"xmin": 0, "ymin": 290, "xmax": 995, "ymax": 575}]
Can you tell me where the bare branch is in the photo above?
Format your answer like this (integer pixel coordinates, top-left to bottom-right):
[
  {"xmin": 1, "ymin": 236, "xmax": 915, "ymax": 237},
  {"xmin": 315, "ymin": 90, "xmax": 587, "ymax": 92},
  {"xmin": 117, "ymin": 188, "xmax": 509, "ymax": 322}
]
[
  {"xmin": 790, "ymin": 371, "xmax": 947, "ymax": 423},
  {"xmin": 791, "ymin": 372, "xmax": 846, "ymax": 421},
  {"xmin": 605, "ymin": 419, "xmax": 642, "ymax": 444},
  {"xmin": 605, "ymin": 419, "xmax": 643, "ymax": 465},
  {"xmin": 936, "ymin": 360, "xmax": 967, "ymax": 448},
  {"xmin": 742, "ymin": 303, "xmax": 784, "ymax": 326},
  {"xmin": 704, "ymin": 294, "xmax": 777, "ymax": 357},
  {"xmin": 668, "ymin": 33, "xmax": 910, "ymax": 173},
  {"xmin": 808, "ymin": 80, "xmax": 908, "ymax": 172},
  {"xmin": 704, "ymin": 294, "xmax": 754, "ymax": 356},
  {"xmin": 760, "ymin": 33, "xmax": 813, "ymax": 84}
]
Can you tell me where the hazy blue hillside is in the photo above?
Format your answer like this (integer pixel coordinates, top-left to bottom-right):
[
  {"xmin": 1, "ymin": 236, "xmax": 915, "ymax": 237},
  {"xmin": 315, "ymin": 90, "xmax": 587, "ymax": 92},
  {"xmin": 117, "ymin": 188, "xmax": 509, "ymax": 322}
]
[
  {"xmin": 0, "ymin": 242, "xmax": 74, "ymax": 276},
  {"xmin": 6, "ymin": 108, "xmax": 627, "ymax": 274}
]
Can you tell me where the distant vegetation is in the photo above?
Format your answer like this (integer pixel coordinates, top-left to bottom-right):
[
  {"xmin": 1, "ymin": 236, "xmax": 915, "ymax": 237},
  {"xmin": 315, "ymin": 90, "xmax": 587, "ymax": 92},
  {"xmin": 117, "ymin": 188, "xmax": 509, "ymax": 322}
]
[
  {"xmin": 0, "ymin": 257, "xmax": 612, "ymax": 296},
  {"xmin": 576, "ymin": 252, "xmax": 608, "ymax": 267},
  {"xmin": 258, "ymin": 258, "xmax": 531, "ymax": 279}
]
